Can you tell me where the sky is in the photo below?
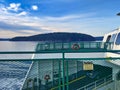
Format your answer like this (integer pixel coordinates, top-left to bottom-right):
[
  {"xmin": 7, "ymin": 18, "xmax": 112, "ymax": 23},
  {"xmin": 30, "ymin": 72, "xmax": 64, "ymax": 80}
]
[{"xmin": 0, "ymin": 0, "xmax": 120, "ymax": 38}]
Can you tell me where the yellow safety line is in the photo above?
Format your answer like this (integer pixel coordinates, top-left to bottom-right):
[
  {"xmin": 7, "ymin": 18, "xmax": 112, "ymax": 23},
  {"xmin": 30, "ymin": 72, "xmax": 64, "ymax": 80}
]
[
  {"xmin": 69, "ymin": 75, "xmax": 86, "ymax": 84},
  {"xmin": 50, "ymin": 75, "xmax": 86, "ymax": 90}
]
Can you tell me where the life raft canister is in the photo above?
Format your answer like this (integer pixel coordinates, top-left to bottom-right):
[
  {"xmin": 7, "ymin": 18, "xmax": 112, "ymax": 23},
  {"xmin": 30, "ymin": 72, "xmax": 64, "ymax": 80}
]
[
  {"xmin": 72, "ymin": 43, "xmax": 80, "ymax": 50},
  {"xmin": 44, "ymin": 75, "xmax": 50, "ymax": 81}
]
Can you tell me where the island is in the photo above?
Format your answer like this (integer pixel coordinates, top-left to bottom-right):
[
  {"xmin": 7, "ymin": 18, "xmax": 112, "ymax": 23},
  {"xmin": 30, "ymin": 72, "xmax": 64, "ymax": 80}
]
[{"xmin": 10, "ymin": 32, "xmax": 96, "ymax": 42}]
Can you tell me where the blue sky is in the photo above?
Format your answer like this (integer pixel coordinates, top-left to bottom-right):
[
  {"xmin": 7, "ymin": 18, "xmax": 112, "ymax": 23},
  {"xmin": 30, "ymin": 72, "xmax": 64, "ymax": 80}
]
[{"xmin": 0, "ymin": 0, "xmax": 120, "ymax": 38}]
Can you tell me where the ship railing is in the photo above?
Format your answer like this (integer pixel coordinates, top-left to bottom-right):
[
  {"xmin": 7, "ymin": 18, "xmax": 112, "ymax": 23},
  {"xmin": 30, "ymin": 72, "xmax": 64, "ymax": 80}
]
[
  {"xmin": 36, "ymin": 42, "xmax": 113, "ymax": 51},
  {"xmin": 0, "ymin": 43, "xmax": 119, "ymax": 90},
  {"xmin": 77, "ymin": 74, "xmax": 113, "ymax": 90}
]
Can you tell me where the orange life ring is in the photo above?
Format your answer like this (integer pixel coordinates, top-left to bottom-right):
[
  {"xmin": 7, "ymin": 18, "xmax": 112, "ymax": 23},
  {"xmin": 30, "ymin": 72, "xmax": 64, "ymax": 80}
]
[
  {"xmin": 44, "ymin": 75, "xmax": 50, "ymax": 80},
  {"xmin": 72, "ymin": 43, "xmax": 80, "ymax": 50}
]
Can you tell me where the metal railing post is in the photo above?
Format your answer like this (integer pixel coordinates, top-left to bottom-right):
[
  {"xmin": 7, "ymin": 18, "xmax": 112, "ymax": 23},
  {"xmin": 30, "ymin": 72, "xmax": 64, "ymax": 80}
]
[
  {"xmin": 66, "ymin": 60, "xmax": 69, "ymax": 90},
  {"xmin": 38, "ymin": 61, "xmax": 40, "ymax": 90},
  {"xmin": 62, "ymin": 53, "xmax": 65, "ymax": 90},
  {"xmin": 58, "ymin": 60, "xmax": 61, "ymax": 90}
]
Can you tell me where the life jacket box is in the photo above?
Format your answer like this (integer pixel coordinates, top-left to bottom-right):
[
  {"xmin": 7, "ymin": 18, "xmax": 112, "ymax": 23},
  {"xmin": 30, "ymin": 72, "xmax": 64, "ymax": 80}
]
[{"xmin": 83, "ymin": 62, "xmax": 94, "ymax": 71}]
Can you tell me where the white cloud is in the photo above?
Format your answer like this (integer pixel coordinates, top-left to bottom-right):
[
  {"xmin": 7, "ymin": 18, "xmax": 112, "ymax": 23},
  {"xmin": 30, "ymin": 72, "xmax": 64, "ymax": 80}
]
[
  {"xmin": 44, "ymin": 13, "xmax": 95, "ymax": 21},
  {"xmin": 0, "ymin": 3, "xmax": 28, "ymax": 16},
  {"xmin": 17, "ymin": 11, "xmax": 27, "ymax": 16},
  {"xmin": 0, "ymin": 30, "xmax": 31, "ymax": 38},
  {"xmin": 31, "ymin": 5, "xmax": 38, "ymax": 10},
  {"xmin": 7, "ymin": 3, "xmax": 21, "ymax": 12},
  {"xmin": 0, "ymin": 6, "xmax": 120, "ymax": 38},
  {"xmin": 0, "ymin": 4, "xmax": 10, "ymax": 14}
]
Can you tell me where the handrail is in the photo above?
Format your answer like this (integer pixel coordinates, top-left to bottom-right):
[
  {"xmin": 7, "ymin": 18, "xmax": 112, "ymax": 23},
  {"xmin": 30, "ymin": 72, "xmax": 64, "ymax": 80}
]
[
  {"xmin": 0, "ymin": 41, "xmax": 119, "ymax": 90},
  {"xmin": 0, "ymin": 49, "xmax": 120, "ymax": 54},
  {"xmin": 0, "ymin": 57, "xmax": 120, "ymax": 61},
  {"xmin": 36, "ymin": 42, "xmax": 113, "ymax": 51},
  {"xmin": 77, "ymin": 74, "xmax": 113, "ymax": 90}
]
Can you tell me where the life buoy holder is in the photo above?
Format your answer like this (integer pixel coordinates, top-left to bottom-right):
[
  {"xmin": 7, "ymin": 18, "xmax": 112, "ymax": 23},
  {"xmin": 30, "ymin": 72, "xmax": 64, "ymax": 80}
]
[
  {"xmin": 72, "ymin": 43, "xmax": 80, "ymax": 50},
  {"xmin": 44, "ymin": 75, "xmax": 50, "ymax": 81}
]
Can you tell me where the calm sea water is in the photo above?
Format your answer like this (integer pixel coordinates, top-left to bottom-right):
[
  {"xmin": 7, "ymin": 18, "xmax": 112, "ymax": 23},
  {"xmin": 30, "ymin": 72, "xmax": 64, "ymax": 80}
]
[
  {"xmin": 0, "ymin": 41, "xmax": 38, "ymax": 51},
  {"xmin": 0, "ymin": 41, "xmax": 38, "ymax": 59},
  {"xmin": 0, "ymin": 41, "xmax": 38, "ymax": 90}
]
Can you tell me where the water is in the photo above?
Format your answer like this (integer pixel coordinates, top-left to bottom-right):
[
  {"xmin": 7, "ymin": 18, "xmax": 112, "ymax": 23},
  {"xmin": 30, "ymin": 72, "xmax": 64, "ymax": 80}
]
[
  {"xmin": 0, "ymin": 41, "xmax": 38, "ymax": 90},
  {"xmin": 0, "ymin": 41, "xmax": 37, "ymax": 51}
]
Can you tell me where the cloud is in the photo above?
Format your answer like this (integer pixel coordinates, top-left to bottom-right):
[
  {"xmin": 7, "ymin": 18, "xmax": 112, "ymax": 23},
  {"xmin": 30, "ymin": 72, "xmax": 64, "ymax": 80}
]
[
  {"xmin": 0, "ymin": 21, "xmax": 41, "ymax": 31},
  {"xmin": 44, "ymin": 13, "xmax": 95, "ymax": 21},
  {"xmin": 0, "ymin": 4, "xmax": 8, "ymax": 14},
  {"xmin": 0, "ymin": 3, "xmax": 23, "ymax": 15},
  {"xmin": 0, "ymin": 3, "xmax": 120, "ymax": 38},
  {"xmin": 0, "ymin": 30, "xmax": 41, "ymax": 38},
  {"xmin": 31, "ymin": 5, "xmax": 38, "ymax": 10},
  {"xmin": 0, "ymin": 3, "xmax": 28, "ymax": 16},
  {"xmin": 0, "ymin": 10, "xmax": 52, "ymax": 37},
  {"xmin": 20, "ymin": 30, "xmax": 38, "ymax": 34},
  {"xmin": 17, "ymin": 11, "xmax": 27, "ymax": 16},
  {"xmin": 41, "ymin": 15, "xmax": 120, "ymax": 36},
  {"xmin": 7, "ymin": 3, "xmax": 21, "ymax": 12}
]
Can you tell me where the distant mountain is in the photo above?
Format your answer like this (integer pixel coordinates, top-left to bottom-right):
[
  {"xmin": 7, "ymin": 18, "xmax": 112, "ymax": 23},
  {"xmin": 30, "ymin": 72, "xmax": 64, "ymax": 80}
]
[
  {"xmin": 10, "ymin": 32, "xmax": 95, "ymax": 42},
  {"xmin": 0, "ymin": 38, "xmax": 10, "ymax": 41},
  {"xmin": 95, "ymin": 36, "xmax": 103, "ymax": 41}
]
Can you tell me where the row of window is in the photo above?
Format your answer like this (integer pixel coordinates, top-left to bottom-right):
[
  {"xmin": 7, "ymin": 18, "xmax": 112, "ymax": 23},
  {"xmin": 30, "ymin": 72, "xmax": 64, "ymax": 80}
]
[
  {"xmin": 116, "ymin": 33, "xmax": 120, "ymax": 45},
  {"xmin": 106, "ymin": 33, "xmax": 120, "ymax": 45}
]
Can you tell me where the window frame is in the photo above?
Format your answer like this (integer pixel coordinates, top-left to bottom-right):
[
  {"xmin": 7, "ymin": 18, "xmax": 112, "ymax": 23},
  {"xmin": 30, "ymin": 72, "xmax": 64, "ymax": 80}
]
[
  {"xmin": 110, "ymin": 34, "xmax": 117, "ymax": 43},
  {"xmin": 115, "ymin": 33, "xmax": 120, "ymax": 45},
  {"xmin": 106, "ymin": 35, "xmax": 111, "ymax": 43}
]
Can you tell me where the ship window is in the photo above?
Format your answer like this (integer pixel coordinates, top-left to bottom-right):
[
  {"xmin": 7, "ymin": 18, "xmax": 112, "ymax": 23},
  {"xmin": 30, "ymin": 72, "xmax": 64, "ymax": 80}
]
[
  {"xmin": 106, "ymin": 35, "xmax": 111, "ymax": 42},
  {"xmin": 110, "ymin": 34, "xmax": 117, "ymax": 43},
  {"xmin": 115, "ymin": 33, "xmax": 120, "ymax": 45}
]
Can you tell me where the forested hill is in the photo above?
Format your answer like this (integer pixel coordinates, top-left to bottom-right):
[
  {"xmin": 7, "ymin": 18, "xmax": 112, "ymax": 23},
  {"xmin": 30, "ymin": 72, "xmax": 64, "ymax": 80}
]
[
  {"xmin": 95, "ymin": 36, "xmax": 103, "ymax": 41},
  {"xmin": 10, "ymin": 32, "xmax": 95, "ymax": 42}
]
